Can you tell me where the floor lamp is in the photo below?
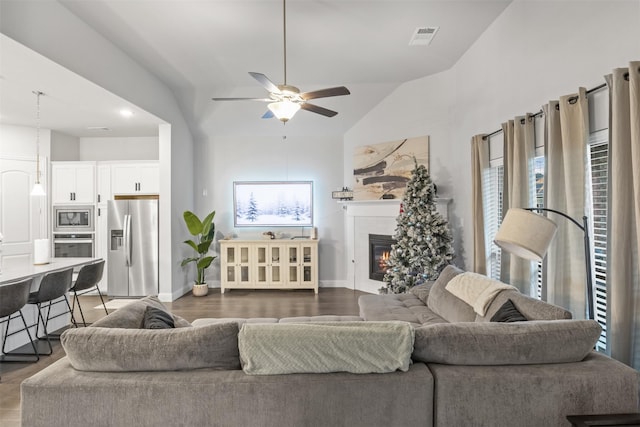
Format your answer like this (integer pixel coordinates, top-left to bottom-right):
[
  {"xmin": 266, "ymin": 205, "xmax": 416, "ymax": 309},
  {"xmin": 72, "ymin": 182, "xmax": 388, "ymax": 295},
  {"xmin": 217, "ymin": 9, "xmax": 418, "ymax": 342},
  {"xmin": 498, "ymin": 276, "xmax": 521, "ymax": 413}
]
[{"xmin": 494, "ymin": 207, "xmax": 594, "ymax": 320}]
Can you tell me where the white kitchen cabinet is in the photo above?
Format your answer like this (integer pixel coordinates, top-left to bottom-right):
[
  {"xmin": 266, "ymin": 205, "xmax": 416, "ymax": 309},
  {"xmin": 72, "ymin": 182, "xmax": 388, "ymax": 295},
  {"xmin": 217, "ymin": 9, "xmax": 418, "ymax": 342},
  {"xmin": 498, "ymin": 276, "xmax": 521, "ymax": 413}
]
[
  {"xmin": 219, "ymin": 239, "xmax": 318, "ymax": 293},
  {"xmin": 96, "ymin": 164, "xmax": 112, "ymax": 204},
  {"xmin": 51, "ymin": 162, "xmax": 96, "ymax": 204},
  {"xmin": 111, "ymin": 163, "xmax": 159, "ymax": 195}
]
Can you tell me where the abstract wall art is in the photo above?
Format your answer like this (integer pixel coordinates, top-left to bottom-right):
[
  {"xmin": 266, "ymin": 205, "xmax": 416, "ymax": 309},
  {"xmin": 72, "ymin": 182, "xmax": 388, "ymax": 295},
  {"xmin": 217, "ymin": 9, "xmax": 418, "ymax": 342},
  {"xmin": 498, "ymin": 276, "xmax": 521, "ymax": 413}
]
[{"xmin": 353, "ymin": 135, "xmax": 429, "ymax": 200}]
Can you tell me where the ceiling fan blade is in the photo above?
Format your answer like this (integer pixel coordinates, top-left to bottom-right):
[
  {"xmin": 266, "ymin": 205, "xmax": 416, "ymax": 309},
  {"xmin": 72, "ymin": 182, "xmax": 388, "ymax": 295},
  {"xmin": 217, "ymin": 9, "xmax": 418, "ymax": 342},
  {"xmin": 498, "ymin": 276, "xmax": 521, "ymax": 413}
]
[
  {"xmin": 301, "ymin": 86, "xmax": 350, "ymax": 100},
  {"xmin": 300, "ymin": 103, "xmax": 338, "ymax": 117},
  {"xmin": 212, "ymin": 97, "xmax": 272, "ymax": 102},
  {"xmin": 249, "ymin": 72, "xmax": 282, "ymax": 94},
  {"xmin": 262, "ymin": 110, "xmax": 274, "ymax": 119}
]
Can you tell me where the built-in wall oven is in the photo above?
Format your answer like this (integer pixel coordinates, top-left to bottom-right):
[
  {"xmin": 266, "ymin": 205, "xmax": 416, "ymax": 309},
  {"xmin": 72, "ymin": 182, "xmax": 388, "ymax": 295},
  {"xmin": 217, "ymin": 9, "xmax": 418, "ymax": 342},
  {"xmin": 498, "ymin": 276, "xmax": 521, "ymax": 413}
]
[
  {"xmin": 53, "ymin": 233, "xmax": 94, "ymax": 258},
  {"xmin": 53, "ymin": 205, "xmax": 95, "ymax": 258}
]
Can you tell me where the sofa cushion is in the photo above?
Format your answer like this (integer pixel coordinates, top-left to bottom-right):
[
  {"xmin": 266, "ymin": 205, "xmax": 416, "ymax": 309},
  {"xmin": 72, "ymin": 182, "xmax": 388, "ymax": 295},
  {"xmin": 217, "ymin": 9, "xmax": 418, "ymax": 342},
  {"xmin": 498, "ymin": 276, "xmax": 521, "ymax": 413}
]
[
  {"xmin": 278, "ymin": 315, "xmax": 363, "ymax": 323},
  {"xmin": 359, "ymin": 294, "xmax": 447, "ymax": 326},
  {"xmin": 91, "ymin": 296, "xmax": 191, "ymax": 328},
  {"xmin": 490, "ymin": 299, "xmax": 528, "ymax": 322},
  {"xmin": 408, "ymin": 281, "xmax": 435, "ymax": 305},
  {"xmin": 238, "ymin": 321, "xmax": 414, "ymax": 375},
  {"xmin": 426, "ymin": 265, "xmax": 476, "ymax": 322},
  {"xmin": 191, "ymin": 317, "xmax": 279, "ymax": 327},
  {"xmin": 61, "ymin": 322, "xmax": 240, "ymax": 372},
  {"xmin": 412, "ymin": 320, "xmax": 601, "ymax": 365}
]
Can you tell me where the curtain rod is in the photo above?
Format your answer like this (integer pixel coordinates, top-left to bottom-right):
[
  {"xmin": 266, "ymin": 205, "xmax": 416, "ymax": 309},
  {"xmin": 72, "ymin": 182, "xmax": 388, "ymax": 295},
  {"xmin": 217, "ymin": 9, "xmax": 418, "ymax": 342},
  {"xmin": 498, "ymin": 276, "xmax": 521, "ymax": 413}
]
[{"xmin": 482, "ymin": 82, "xmax": 608, "ymax": 140}]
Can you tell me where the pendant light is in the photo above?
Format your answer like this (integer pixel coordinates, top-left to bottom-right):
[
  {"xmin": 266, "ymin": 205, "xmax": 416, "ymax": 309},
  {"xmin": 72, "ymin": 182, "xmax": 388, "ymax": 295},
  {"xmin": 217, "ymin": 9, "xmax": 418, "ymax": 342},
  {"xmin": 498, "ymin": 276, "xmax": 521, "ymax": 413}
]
[{"xmin": 31, "ymin": 91, "xmax": 46, "ymax": 197}]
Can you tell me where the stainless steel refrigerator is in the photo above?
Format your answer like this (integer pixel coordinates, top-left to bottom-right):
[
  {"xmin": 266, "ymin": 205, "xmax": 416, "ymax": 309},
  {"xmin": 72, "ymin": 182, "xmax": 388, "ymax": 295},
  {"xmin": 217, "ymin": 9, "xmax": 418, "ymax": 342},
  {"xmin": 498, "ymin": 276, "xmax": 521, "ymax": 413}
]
[{"xmin": 107, "ymin": 199, "xmax": 159, "ymax": 297}]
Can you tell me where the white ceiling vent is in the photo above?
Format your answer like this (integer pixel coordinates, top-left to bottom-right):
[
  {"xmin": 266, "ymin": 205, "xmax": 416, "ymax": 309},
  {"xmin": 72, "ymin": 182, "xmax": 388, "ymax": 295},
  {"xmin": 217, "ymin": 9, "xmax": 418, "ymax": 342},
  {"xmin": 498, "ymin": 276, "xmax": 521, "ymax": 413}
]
[
  {"xmin": 87, "ymin": 126, "xmax": 111, "ymax": 131},
  {"xmin": 409, "ymin": 26, "xmax": 439, "ymax": 46}
]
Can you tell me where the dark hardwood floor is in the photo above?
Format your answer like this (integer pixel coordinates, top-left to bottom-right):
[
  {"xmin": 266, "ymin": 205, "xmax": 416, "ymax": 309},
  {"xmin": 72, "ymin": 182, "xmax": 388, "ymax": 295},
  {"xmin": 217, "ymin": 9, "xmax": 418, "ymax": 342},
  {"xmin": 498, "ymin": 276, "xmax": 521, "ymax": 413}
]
[{"xmin": 0, "ymin": 287, "xmax": 367, "ymax": 426}]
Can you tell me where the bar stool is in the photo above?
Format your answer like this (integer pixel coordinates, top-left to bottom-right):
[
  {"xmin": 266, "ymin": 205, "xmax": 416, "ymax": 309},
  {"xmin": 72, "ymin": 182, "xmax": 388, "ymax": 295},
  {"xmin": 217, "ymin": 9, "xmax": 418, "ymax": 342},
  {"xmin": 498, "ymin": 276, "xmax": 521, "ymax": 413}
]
[
  {"xmin": 70, "ymin": 260, "xmax": 107, "ymax": 327},
  {"xmin": 0, "ymin": 278, "xmax": 40, "ymax": 370},
  {"xmin": 26, "ymin": 268, "xmax": 75, "ymax": 356}
]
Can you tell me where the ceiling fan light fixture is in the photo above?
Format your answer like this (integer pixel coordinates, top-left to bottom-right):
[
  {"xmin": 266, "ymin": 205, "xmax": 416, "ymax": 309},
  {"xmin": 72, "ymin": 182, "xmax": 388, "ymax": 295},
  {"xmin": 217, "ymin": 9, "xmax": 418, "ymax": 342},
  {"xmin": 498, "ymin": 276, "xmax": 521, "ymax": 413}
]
[{"xmin": 268, "ymin": 100, "xmax": 300, "ymax": 122}]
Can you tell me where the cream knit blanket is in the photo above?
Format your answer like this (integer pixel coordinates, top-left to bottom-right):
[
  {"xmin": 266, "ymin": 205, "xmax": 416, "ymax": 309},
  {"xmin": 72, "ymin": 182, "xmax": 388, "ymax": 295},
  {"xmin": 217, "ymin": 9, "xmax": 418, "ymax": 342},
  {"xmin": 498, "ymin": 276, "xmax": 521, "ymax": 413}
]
[
  {"xmin": 445, "ymin": 272, "xmax": 516, "ymax": 316},
  {"xmin": 238, "ymin": 321, "xmax": 414, "ymax": 375}
]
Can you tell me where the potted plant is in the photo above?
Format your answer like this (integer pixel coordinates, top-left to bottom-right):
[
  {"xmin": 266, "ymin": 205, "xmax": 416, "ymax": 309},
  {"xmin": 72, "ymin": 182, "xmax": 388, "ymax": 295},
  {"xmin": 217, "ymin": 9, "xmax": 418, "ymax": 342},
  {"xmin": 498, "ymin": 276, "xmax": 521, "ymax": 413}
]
[{"xmin": 181, "ymin": 210, "xmax": 216, "ymax": 296}]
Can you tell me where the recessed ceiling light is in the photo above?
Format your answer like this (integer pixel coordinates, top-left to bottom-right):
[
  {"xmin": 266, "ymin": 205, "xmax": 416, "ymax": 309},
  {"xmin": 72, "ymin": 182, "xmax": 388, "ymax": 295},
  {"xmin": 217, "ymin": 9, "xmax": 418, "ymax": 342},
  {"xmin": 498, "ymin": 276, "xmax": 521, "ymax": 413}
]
[{"xmin": 120, "ymin": 109, "xmax": 134, "ymax": 118}]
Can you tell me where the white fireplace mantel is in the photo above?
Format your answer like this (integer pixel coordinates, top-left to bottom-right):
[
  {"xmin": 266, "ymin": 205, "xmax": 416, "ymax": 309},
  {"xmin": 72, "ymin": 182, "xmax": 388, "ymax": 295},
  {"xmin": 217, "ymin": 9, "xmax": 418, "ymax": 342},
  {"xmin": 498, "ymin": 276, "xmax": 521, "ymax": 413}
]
[
  {"xmin": 339, "ymin": 198, "xmax": 451, "ymax": 220},
  {"xmin": 342, "ymin": 198, "xmax": 451, "ymax": 293}
]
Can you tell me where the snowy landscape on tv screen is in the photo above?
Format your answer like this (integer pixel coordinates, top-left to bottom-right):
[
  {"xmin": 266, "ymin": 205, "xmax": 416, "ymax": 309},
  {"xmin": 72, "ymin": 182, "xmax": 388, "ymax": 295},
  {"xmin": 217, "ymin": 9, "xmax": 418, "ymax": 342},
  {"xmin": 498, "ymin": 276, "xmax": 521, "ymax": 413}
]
[{"xmin": 234, "ymin": 181, "xmax": 313, "ymax": 227}]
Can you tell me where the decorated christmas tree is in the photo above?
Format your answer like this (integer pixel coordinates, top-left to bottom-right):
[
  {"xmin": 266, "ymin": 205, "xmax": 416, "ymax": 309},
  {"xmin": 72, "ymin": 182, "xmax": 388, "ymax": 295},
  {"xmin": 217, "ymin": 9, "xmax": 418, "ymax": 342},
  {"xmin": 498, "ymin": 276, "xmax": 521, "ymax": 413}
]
[{"xmin": 381, "ymin": 161, "xmax": 454, "ymax": 294}]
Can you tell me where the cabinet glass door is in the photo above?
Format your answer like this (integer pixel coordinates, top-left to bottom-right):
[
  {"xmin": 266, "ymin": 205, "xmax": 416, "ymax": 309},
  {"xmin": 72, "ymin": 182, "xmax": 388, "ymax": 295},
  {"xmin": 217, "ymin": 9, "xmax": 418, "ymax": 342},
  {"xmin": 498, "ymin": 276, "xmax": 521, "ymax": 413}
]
[
  {"xmin": 256, "ymin": 245, "xmax": 268, "ymax": 284},
  {"xmin": 226, "ymin": 246, "xmax": 236, "ymax": 282},
  {"xmin": 287, "ymin": 245, "xmax": 300, "ymax": 284},
  {"xmin": 239, "ymin": 246, "xmax": 250, "ymax": 283},
  {"xmin": 270, "ymin": 245, "xmax": 283, "ymax": 284},
  {"xmin": 301, "ymin": 245, "xmax": 315, "ymax": 284}
]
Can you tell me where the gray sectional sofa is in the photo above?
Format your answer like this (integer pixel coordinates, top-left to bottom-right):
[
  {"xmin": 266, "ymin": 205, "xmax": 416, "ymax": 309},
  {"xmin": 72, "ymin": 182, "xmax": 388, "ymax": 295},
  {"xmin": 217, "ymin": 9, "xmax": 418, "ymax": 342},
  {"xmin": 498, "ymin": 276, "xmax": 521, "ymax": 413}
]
[{"xmin": 21, "ymin": 265, "xmax": 640, "ymax": 427}]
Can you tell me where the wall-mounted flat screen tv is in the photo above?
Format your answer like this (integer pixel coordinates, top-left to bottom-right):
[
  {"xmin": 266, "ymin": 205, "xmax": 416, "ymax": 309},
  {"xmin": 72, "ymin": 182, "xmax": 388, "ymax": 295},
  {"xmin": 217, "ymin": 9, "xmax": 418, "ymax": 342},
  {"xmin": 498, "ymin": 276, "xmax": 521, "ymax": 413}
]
[{"xmin": 233, "ymin": 181, "xmax": 313, "ymax": 227}]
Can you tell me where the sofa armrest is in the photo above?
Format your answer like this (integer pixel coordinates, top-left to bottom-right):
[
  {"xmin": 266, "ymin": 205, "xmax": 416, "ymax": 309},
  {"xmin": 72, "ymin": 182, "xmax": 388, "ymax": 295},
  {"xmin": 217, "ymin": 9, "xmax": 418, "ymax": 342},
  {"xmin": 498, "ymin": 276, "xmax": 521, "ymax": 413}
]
[{"xmin": 412, "ymin": 320, "xmax": 601, "ymax": 365}]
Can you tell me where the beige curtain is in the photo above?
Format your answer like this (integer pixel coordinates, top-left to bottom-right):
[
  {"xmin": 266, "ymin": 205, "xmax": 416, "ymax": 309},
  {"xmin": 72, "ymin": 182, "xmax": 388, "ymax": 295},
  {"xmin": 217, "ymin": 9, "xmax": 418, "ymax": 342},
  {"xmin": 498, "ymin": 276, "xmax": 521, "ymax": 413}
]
[
  {"xmin": 543, "ymin": 88, "xmax": 589, "ymax": 319},
  {"xmin": 607, "ymin": 62, "xmax": 640, "ymax": 367},
  {"xmin": 501, "ymin": 115, "xmax": 535, "ymax": 294},
  {"xmin": 471, "ymin": 134, "xmax": 489, "ymax": 274}
]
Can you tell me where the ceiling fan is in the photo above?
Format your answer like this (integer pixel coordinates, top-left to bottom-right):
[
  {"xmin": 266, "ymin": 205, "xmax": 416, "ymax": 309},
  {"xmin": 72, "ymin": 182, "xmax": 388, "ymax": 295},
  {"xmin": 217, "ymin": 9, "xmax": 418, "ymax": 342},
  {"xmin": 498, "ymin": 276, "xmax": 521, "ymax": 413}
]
[{"xmin": 212, "ymin": 0, "xmax": 350, "ymax": 123}]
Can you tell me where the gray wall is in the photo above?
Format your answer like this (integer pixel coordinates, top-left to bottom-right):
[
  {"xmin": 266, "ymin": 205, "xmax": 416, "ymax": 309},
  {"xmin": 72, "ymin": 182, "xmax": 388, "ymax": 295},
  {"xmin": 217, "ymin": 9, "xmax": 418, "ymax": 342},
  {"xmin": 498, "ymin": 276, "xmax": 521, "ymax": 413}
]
[
  {"xmin": 345, "ymin": 0, "xmax": 640, "ymax": 279},
  {"xmin": 200, "ymin": 133, "xmax": 347, "ymax": 286}
]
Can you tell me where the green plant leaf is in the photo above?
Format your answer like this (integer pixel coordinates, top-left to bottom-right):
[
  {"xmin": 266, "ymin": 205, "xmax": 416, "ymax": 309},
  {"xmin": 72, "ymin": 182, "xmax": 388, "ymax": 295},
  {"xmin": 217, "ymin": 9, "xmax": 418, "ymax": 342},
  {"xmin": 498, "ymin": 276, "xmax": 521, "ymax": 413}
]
[
  {"xmin": 201, "ymin": 211, "xmax": 215, "ymax": 235},
  {"xmin": 197, "ymin": 256, "xmax": 216, "ymax": 270},
  {"xmin": 183, "ymin": 240, "xmax": 198, "ymax": 252},
  {"xmin": 181, "ymin": 257, "xmax": 197, "ymax": 267},
  {"xmin": 183, "ymin": 211, "xmax": 203, "ymax": 236},
  {"xmin": 197, "ymin": 239, "xmax": 213, "ymax": 254}
]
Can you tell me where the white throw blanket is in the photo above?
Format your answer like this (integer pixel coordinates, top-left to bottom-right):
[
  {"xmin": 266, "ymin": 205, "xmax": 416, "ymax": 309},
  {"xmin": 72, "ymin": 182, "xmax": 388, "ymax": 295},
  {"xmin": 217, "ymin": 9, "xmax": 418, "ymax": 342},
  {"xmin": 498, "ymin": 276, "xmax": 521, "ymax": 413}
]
[{"xmin": 445, "ymin": 272, "xmax": 516, "ymax": 316}]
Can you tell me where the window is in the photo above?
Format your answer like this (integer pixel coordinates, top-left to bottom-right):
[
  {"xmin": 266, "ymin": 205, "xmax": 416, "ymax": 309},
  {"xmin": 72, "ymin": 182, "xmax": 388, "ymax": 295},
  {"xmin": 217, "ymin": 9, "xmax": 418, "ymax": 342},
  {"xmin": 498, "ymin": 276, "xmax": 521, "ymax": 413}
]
[
  {"xmin": 533, "ymin": 156, "xmax": 545, "ymax": 300},
  {"xmin": 480, "ymin": 91, "xmax": 609, "ymax": 354},
  {"xmin": 483, "ymin": 164, "xmax": 504, "ymax": 280},
  {"xmin": 587, "ymin": 130, "xmax": 609, "ymax": 352}
]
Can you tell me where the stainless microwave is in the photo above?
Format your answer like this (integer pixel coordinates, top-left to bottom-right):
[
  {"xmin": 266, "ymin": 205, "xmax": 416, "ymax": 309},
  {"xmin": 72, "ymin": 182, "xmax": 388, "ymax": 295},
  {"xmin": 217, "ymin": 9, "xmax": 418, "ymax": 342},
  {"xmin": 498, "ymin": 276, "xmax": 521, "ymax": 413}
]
[{"xmin": 53, "ymin": 205, "xmax": 95, "ymax": 232}]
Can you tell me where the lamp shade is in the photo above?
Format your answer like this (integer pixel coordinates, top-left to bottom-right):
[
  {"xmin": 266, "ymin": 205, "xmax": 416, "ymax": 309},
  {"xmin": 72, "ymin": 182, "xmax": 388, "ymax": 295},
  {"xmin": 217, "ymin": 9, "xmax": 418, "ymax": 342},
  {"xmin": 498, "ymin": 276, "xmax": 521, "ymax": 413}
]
[
  {"xmin": 30, "ymin": 182, "xmax": 46, "ymax": 197},
  {"xmin": 494, "ymin": 208, "xmax": 558, "ymax": 261},
  {"xmin": 268, "ymin": 101, "xmax": 300, "ymax": 122}
]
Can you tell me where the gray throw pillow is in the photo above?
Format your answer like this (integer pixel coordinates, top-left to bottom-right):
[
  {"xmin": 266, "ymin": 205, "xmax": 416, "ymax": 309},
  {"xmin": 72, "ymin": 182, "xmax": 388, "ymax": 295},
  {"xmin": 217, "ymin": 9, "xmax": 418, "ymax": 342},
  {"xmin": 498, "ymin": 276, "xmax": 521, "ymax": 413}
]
[
  {"xmin": 143, "ymin": 305, "xmax": 175, "ymax": 329},
  {"xmin": 61, "ymin": 322, "xmax": 240, "ymax": 372},
  {"xmin": 490, "ymin": 299, "xmax": 528, "ymax": 322},
  {"xmin": 91, "ymin": 296, "xmax": 191, "ymax": 328}
]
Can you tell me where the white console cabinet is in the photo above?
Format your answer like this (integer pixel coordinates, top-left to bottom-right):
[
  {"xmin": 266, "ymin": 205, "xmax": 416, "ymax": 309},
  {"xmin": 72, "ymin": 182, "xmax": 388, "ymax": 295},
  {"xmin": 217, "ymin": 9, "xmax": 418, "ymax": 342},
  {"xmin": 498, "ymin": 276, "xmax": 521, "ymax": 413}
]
[{"xmin": 219, "ymin": 239, "xmax": 318, "ymax": 294}]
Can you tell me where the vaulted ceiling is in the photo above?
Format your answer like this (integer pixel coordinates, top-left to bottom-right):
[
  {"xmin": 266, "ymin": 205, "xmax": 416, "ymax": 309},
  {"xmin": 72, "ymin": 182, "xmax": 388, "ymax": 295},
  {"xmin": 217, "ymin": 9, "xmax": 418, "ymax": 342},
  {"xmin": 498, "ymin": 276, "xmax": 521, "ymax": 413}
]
[{"xmin": 1, "ymin": 0, "xmax": 512, "ymax": 139}]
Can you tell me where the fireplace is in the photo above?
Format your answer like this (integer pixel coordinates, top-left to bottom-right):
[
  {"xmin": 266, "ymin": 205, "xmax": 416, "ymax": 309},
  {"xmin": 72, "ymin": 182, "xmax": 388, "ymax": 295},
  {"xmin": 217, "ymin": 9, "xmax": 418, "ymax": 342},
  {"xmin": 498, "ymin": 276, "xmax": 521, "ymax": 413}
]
[{"xmin": 369, "ymin": 234, "xmax": 395, "ymax": 281}]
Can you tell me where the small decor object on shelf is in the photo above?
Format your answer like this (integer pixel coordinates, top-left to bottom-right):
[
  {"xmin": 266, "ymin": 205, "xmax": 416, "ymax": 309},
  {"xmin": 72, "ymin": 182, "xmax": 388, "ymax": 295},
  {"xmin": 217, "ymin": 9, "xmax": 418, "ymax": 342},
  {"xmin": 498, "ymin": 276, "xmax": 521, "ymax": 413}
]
[
  {"xmin": 181, "ymin": 210, "xmax": 216, "ymax": 297},
  {"xmin": 332, "ymin": 187, "xmax": 354, "ymax": 201},
  {"xmin": 380, "ymin": 159, "xmax": 454, "ymax": 294},
  {"xmin": 262, "ymin": 231, "xmax": 275, "ymax": 240}
]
